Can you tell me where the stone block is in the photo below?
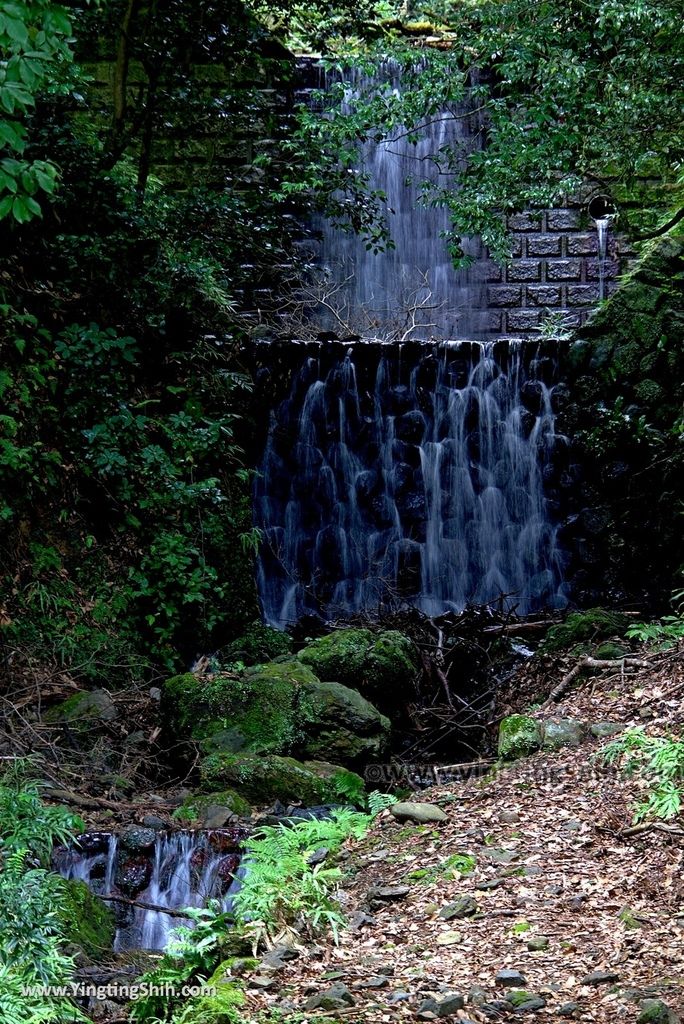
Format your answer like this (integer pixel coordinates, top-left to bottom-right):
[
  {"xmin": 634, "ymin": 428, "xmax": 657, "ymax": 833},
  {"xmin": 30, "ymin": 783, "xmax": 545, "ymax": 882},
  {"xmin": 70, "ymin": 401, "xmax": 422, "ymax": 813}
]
[
  {"xmin": 567, "ymin": 284, "xmax": 600, "ymax": 306},
  {"xmin": 547, "ymin": 209, "xmax": 582, "ymax": 230},
  {"xmin": 585, "ymin": 258, "xmax": 620, "ymax": 281},
  {"xmin": 527, "ymin": 285, "xmax": 562, "ymax": 306},
  {"xmin": 483, "ymin": 261, "xmax": 503, "ymax": 282},
  {"xmin": 487, "ymin": 285, "xmax": 522, "ymax": 307},
  {"xmin": 546, "ymin": 259, "xmax": 582, "ymax": 281},
  {"xmin": 566, "ymin": 233, "xmax": 598, "ymax": 256},
  {"xmin": 506, "ymin": 260, "xmax": 541, "ymax": 282},
  {"xmin": 506, "ymin": 310, "xmax": 541, "ymax": 331},
  {"xmin": 507, "ymin": 212, "xmax": 543, "ymax": 231},
  {"xmin": 527, "ymin": 235, "xmax": 562, "ymax": 256}
]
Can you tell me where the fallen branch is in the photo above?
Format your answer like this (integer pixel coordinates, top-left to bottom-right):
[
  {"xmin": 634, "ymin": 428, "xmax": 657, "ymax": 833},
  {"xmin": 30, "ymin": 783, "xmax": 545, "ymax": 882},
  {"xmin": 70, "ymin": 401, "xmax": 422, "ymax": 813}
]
[
  {"xmin": 98, "ymin": 894, "xmax": 194, "ymax": 919},
  {"xmin": 541, "ymin": 656, "xmax": 651, "ymax": 708}
]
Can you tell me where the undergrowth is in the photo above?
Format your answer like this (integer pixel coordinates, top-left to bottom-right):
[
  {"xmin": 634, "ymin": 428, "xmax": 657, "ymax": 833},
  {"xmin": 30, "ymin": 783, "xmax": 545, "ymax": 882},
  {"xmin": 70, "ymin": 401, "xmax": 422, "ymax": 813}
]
[{"xmin": 601, "ymin": 727, "xmax": 684, "ymax": 821}]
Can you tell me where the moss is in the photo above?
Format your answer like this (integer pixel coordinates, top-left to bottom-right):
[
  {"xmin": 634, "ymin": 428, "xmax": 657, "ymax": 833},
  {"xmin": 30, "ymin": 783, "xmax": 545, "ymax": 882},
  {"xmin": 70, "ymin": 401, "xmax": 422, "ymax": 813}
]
[
  {"xmin": 165, "ymin": 660, "xmax": 389, "ymax": 768},
  {"xmin": 498, "ymin": 715, "xmax": 542, "ymax": 760},
  {"xmin": 299, "ymin": 628, "xmax": 418, "ymax": 701},
  {"xmin": 44, "ymin": 689, "xmax": 116, "ymax": 725},
  {"xmin": 56, "ymin": 878, "xmax": 115, "ymax": 960},
  {"xmin": 222, "ymin": 621, "xmax": 292, "ymax": 666},
  {"xmin": 172, "ymin": 788, "xmax": 251, "ymax": 822},
  {"xmin": 198, "ymin": 752, "xmax": 349, "ymax": 804},
  {"xmin": 173, "ymin": 961, "xmax": 245, "ymax": 1023},
  {"xmin": 540, "ymin": 608, "xmax": 630, "ymax": 653},
  {"xmin": 593, "ymin": 641, "xmax": 629, "ymax": 660}
]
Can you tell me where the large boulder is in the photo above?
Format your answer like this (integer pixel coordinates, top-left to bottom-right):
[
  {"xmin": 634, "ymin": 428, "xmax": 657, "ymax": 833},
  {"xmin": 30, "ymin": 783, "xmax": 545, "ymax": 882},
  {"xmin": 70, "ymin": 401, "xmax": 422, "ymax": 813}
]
[
  {"xmin": 199, "ymin": 753, "xmax": 363, "ymax": 805},
  {"xmin": 298, "ymin": 628, "xmax": 419, "ymax": 705},
  {"xmin": 164, "ymin": 659, "xmax": 389, "ymax": 768},
  {"xmin": 498, "ymin": 715, "xmax": 542, "ymax": 760}
]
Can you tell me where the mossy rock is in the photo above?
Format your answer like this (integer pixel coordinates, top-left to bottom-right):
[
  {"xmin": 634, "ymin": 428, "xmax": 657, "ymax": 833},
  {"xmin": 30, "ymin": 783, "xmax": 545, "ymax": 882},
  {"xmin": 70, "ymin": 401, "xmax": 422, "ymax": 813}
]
[
  {"xmin": 199, "ymin": 752, "xmax": 362, "ymax": 805},
  {"xmin": 56, "ymin": 878, "xmax": 116, "ymax": 960},
  {"xmin": 172, "ymin": 960, "xmax": 245, "ymax": 1023},
  {"xmin": 221, "ymin": 621, "xmax": 292, "ymax": 666},
  {"xmin": 498, "ymin": 715, "xmax": 542, "ymax": 760},
  {"xmin": 164, "ymin": 659, "xmax": 389, "ymax": 768},
  {"xmin": 298, "ymin": 628, "xmax": 418, "ymax": 704},
  {"xmin": 540, "ymin": 608, "xmax": 630, "ymax": 654},
  {"xmin": 44, "ymin": 689, "xmax": 117, "ymax": 725},
  {"xmin": 593, "ymin": 641, "xmax": 629, "ymax": 660},
  {"xmin": 173, "ymin": 789, "xmax": 251, "ymax": 823}
]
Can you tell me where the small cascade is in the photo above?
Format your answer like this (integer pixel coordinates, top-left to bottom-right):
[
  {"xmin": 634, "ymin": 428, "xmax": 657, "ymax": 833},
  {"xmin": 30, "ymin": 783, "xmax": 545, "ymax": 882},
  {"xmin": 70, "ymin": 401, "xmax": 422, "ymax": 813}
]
[
  {"xmin": 255, "ymin": 340, "xmax": 568, "ymax": 627},
  {"xmin": 595, "ymin": 216, "xmax": 611, "ymax": 300},
  {"xmin": 55, "ymin": 830, "xmax": 244, "ymax": 951}
]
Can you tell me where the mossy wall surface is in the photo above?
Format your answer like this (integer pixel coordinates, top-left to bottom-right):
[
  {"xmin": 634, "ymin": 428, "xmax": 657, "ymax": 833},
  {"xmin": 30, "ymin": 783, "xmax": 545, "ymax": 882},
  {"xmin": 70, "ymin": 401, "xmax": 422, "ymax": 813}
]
[{"xmin": 558, "ymin": 230, "xmax": 684, "ymax": 605}]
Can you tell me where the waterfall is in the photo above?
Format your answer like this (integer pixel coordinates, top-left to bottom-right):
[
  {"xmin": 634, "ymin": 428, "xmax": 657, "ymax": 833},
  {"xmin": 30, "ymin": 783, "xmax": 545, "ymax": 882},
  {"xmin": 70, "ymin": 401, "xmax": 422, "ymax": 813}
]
[
  {"xmin": 55, "ymin": 831, "xmax": 243, "ymax": 951},
  {"xmin": 308, "ymin": 61, "xmax": 489, "ymax": 340},
  {"xmin": 254, "ymin": 340, "xmax": 568, "ymax": 627}
]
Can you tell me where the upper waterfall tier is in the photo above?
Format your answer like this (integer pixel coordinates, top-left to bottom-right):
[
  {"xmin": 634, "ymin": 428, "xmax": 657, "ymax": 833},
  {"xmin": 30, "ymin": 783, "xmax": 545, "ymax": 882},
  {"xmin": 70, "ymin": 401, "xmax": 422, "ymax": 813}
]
[
  {"xmin": 254, "ymin": 340, "xmax": 569, "ymax": 627},
  {"xmin": 308, "ymin": 61, "xmax": 490, "ymax": 340}
]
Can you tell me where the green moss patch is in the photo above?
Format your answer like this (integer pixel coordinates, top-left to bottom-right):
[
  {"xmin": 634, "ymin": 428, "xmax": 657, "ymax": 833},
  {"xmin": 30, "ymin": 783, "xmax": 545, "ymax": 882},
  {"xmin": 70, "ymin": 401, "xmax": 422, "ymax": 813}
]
[
  {"xmin": 299, "ymin": 628, "xmax": 418, "ymax": 702},
  {"xmin": 56, "ymin": 878, "xmax": 116, "ymax": 960},
  {"xmin": 199, "ymin": 753, "xmax": 361, "ymax": 805},
  {"xmin": 540, "ymin": 608, "xmax": 630, "ymax": 654},
  {"xmin": 498, "ymin": 715, "xmax": 542, "ymax": 760}
]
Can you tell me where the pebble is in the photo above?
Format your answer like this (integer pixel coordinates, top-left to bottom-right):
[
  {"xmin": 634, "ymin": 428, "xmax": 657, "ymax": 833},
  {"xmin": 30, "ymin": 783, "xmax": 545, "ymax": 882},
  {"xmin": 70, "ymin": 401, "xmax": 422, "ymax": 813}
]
[
  {"xmin": 495, "ymin": 969, "xmax": 527, "ymax": 988},
  {"xmin": 391, "ymin": 801, "xmax": 448, "ymax": 824},
  {"xmin": 439, "ymin": 895, "xmax": 478, "ymax": 919},
  {"xmin": 558, "ymin": 1002, "xmax": 580, "ymax": 1016}
]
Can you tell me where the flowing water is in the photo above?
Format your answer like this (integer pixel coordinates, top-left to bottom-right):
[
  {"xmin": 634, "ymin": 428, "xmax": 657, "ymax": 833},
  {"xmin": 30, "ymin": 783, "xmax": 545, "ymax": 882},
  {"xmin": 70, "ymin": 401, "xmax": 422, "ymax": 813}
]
[
  {"xmin": 255, "ymin": 340, "xmax": 568, "ymax": 627},
  {"xmin": 56, "ymin": 832, "xmax": 242, "ymax": 951},
  {"xmin": 595, "ymin": 216, "xmax": 612, "ymax": 301},
  {"xmin": 308, "ymin": 61, "xmax": 490, "ymax": 339}
]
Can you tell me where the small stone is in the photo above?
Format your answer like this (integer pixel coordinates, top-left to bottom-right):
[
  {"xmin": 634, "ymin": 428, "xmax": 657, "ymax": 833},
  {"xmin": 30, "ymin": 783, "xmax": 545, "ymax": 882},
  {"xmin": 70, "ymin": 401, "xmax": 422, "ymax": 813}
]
[
  {"xmin": 541, "ymin": 718, "xmax": 585, "ymax": 750},
  {"xmin": 500, "ymin": 809, "xmax": 521, "ymax": 824},
  {"xmin": 387, "ymin": 991, "xmax": 411, "ymax": 1004},
  {"xmin": 581, "ymin": 970, "xmax": 620, "ymax": 985},
  {"xmin": 437, "ymin": 993, "xmax": 465, "ymax": 1015},
  {"xmin": 141, "ymin": 814, "xmax": 166, "ymax": 831},
  {"xmin": 436, "ymin": 930, "xmax": 462, "ymax": 946},
  {"xmin": 467, "ymin": 986, "xmax": 488, "ymax": 1006},
  {"xmin": 637, "ymin": 999, "xmax": 673, "ymax": 1024},
  {"xmin": 149, "ymin": 686, "xmax": 162, "ymax": 700},
  {"xmin": 349, "ymin": 911, "xmax": 375, "ymax": 929},
  {"xmin": 509, "ymin": 991, "xmax": 546, "ymax": 1011},
  {"xmin": 561, "ymin": 818, "xmax": 583, "ymax": 832},
  {"xmin": 358, "ymin": 975, "xmax": 389, "ymax": 989},
  {"xmin": 589, "ymin": 722, "xmax": 622, "ymax": 739},
  {"xmin": 305, "ymin": 983, "xmax": 355, "ymax": 1011},
  {"xmin": 485, "ymin": 999, "xmax": 514, "ymax": 1011},
  {"xmin": 477, "ymin": 878, "xmax": 505, "ymax": 890},
  {"xmin": 201, "ymin": 805, "xmax": 236, "ymax": 829},
  {"xmin": 439, "ymin": 895, "xmax": 478, "ymax": 920},
  {"xmin": 307, "ymin": 846, "xmax": 329, "ymax": 866},
  {"xmin": 496, "ymin": 969, "xmax": 527, "ymax": 988},
  {"xmin": 391, "ymin": 801, "xmax": 448, "ymax": 824},
  {"xmin": 249, "ymin": 976, "xmax": 275, "ymax": 990},
  {"xmin": 568, "ymin": 895, "xmax": 587, "ymax": 911},
  {"xmin": 485, "ymin": 848, "xmax": 519, "ymax": 864},
  {"xmin": 527, "ymin": 936, "xmax": 549, "ymax": 951},
  {"xmin": 558, "ymin": 1002, "xmax": 580, "ymax": 1017},
  {"xmin": 522, "ymin": 865, "xmax": 543, "ymax": 877},
  {"xmin": 419, "ymin": 997, "xmax": 440, "ymax": 1013},
  {"xmin": 119, "ymin": 826, "xmax": 157, "ymax": 851}
]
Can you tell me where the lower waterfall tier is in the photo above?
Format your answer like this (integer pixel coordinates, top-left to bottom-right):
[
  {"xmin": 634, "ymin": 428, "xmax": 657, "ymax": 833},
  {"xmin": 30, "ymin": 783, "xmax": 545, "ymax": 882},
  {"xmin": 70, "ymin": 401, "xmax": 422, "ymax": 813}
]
[{"xmin": 254, "ymin": 340, "xmax": 569, "ymax": 628}]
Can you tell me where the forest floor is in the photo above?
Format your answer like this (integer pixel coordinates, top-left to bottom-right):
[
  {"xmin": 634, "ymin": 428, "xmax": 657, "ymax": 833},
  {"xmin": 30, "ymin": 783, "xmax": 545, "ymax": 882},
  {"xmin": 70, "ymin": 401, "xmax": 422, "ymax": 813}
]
[{"xmin": 240, "ymin": 650, "xmax": 684, "ymax": 1024}]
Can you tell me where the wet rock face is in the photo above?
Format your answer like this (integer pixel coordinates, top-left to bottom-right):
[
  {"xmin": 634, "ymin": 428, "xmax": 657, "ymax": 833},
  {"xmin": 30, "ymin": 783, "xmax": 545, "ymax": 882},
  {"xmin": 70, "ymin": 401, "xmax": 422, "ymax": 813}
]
[
  {"xmin": 115, "ymin": 854, "xmax": 153, "ymax": 896},
  {"xmin": 120, "ymin": 826, "xmax": 157, "ymax": 852}
]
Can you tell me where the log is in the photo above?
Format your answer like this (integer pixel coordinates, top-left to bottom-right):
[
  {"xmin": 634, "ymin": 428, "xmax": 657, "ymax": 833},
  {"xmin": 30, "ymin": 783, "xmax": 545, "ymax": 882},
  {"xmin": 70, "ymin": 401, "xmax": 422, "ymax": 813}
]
[{"xmin": 98, "ymin": 894, "xmax": 198, "ymax": 919}]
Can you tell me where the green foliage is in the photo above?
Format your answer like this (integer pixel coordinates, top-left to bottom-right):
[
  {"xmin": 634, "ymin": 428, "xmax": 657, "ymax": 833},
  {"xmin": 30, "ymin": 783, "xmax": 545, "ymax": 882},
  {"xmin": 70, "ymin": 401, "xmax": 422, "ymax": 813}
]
[
  {"xmin": 221, "ymin": 622, "xmax": 292, "ymax": 667},
  {"xmin": 129, "ymin": 903, "xmax": 237, "ymax": 1022},
  {"xmin": 0, "ymin": 760, "xmax": 86, "ymax": 1023},
  {"xmin": 0, "ymin": 0, "xmax": 76, "ymax": 221},
  {"xmin": 601, "ymin": 727, "xmax": 684, "ymax": 822},
  {"xmin": 232, "ymin": 809, "xmax": 371, "ymax": 946},
  {"xmin": 406, "ymin": 851, "xmax": 476, "ymax": 884},
  {"xmin": 626, "ymin": 616, "xmax": 684, "ymax": 651}
]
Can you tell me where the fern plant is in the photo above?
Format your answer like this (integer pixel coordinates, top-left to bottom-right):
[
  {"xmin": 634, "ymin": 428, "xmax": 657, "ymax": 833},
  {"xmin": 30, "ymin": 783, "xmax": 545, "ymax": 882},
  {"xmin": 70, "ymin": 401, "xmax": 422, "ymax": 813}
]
[
  {"xmin": 600, "ymin": 727, "xmax": 684, "ymax": 821},
  {"xmin": 626, "ymin": 616, "xmax": 684, "ymax": 651}
]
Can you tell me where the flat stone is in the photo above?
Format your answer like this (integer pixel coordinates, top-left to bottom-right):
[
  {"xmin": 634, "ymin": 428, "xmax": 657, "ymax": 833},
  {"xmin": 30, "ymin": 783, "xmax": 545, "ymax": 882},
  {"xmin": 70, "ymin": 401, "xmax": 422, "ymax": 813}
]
[
  {"xmin": 541, "ymin": 718, "xmax": 585, "ymax": 750},
  {"xmin": 201, "ymin": 805, "xmax": 236, "ymax": 829},
  {"xmin": 522, "ymin": 865, "xmax": 544, "ymax": 877},
  {"xmin": 500, "ymin": 809, "xmax": 521, "ymax": 824},
  {"xmin": 436, "ymin": 930, "xmax": 462, "ymax": 946},
  {"xmin": 485, "ymin": 848, "xmax": 519, "ymax": 864},
  {"xmin": 419, "ymin": 997, "xmax": 440, "ymax": 1013},
  {"xmin": 581, "ymin": 970, "xmax": 620, "ymax": 985},
  {"xmin": 391, "ymin": 801, "xmax": 448, "ymax": 824},
  {"xmin": 496, "ymin": 969, "xmax": 527, "ymax": 988},
  {"xmin": 439, "ymin": 895, "xmax": 478, "ymax": 920},
  {"xmin": 590, "ymin": 721, "xmax": 623, "ymax": 739},
  {"xmin": 368, "ymin": 885, "xmax": 410, "ymax": 901},
  {"xmin": 558, "ymin": 1003, "xmax": 580, "ymax": 1017},
  {"xmin": 358, "ymin": 975, "xmax": 389, "ymax": 989},
  {"xmin": 477, "ymin": 878, "xmax": 505, "ymax": 890},
  {"xmin": 141, "ymin": 814, "xmax": 166, "ymax": 831},
  {"xmin": 387, "ymin": 991, "xmax": 411, "ymax": 1003},
  {"xmin": 305, "ymin": 983, "xmax": 355, "ymax": 1010},
  {"xmin": 527, "ymin": 936, "xmax": 549, "ymax": 951}
]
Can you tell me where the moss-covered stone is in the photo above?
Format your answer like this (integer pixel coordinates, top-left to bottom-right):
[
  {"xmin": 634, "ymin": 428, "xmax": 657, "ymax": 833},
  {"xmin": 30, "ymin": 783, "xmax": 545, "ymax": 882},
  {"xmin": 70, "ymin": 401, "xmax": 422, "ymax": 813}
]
[
  {"xmin": 198, "ymin": 752, "xmax": 360, "ymax": 804},
  {"xmin": 498, "ymin": 715, "xmax": 542, "ymax": 760},
  {"xmin": 540, "ymin": 608, "xmax": 630, "ymax": 653},
  {"xmin": 298, "ymin": 628, "xmax": 418, "ymax": 702},
  {"xmin": 44, "ymin": 689, "xmax": 117, "ymax": 725},
  {"xmin": 172, "ymin": 789, "xmax": 252, "ymax": 823},
  {"xmin": 541, "ymin": 718, "xmax": 585, "ymax": 750},
  {"xmin": 222, "ymin": 621, "xmax": 292, "ymax": 666},
  {"xmin": 56, "ymin": 878, "xmax": 116, "ymax": 959},
  {"xmin": 164, "ymin": 659, "xmax": 389, "ymax": 768}
]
